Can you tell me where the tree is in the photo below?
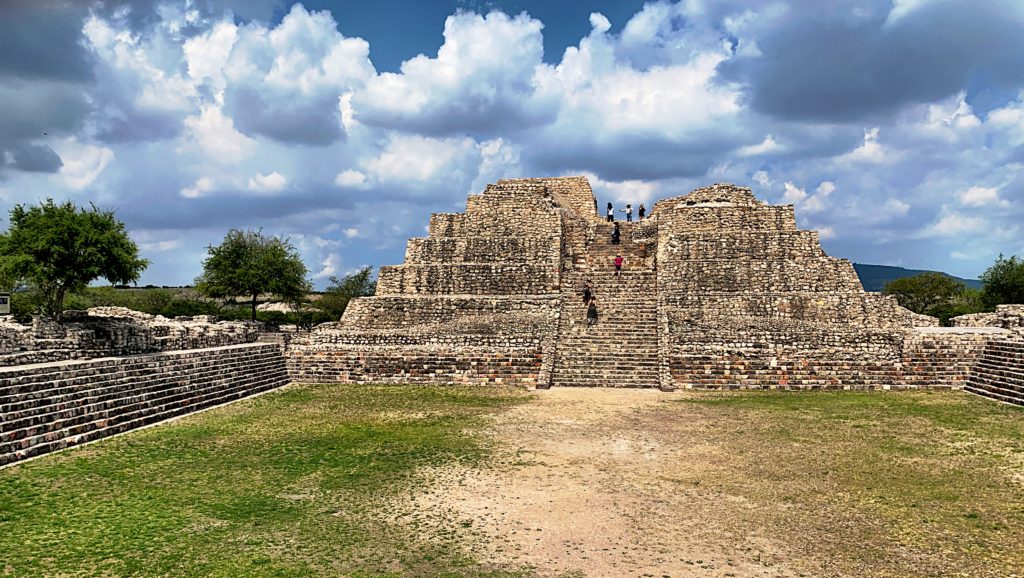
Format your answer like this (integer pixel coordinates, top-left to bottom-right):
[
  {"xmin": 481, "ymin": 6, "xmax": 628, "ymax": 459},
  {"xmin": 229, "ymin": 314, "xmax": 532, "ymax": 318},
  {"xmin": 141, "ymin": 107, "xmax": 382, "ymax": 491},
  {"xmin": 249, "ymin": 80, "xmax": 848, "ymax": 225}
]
[
  {"xmin": 882, "ymin": 272, "xmax": 965, "ymax": 316},
  {"xmin": 196, "ymin": 229, "xmax": 310, "ymax": 321},
  {"xmin": 0, "ymin": 199, "xmax": 148, "ymax": 320},
  {"xmin": 317, "ymin": 266, "xmax": 376, "ymax": 320},
  {"xmin": 980, "ymin": 254, "xmax": 1024, "ymax": 308}
]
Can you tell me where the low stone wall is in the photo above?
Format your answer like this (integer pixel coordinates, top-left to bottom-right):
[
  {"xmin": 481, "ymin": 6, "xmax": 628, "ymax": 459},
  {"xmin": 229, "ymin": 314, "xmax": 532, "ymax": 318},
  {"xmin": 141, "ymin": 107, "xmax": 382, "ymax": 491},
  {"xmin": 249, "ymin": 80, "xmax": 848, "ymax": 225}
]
[
  {"xmin": 666, "ymin": 327, "xmax": 1002, "ymax": 390},
  {"xmin": 0, "ymin": 342, "xmax": 288, "ymax": 467},
  {"xmin": 286, "ymin": 346, "xmax": 544, "ymax": 386},
  {"xmin": 0, "ymin": 307, "xmax": 258, "ymax": 366}
]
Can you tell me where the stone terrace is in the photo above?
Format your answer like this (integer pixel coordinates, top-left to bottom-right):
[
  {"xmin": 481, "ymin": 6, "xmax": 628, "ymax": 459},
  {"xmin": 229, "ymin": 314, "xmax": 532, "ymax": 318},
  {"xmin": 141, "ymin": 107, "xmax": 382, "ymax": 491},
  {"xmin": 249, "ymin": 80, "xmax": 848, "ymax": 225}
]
[{"xmin": 288, "ymin": 176, "xmax": 1021, "ymax": 391}]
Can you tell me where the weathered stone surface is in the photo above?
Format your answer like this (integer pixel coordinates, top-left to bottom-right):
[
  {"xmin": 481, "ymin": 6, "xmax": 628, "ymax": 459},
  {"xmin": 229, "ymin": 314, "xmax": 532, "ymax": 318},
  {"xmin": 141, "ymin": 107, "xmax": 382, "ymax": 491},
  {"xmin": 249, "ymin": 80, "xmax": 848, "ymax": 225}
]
[
  {"xmin": 0, "ymin": 307, "xmax": 258, "ymax": 366},
  {"xmin": 0, "ymin": 343, "xmax": 289, "ymax": 467},
  {"xmin": 289, "ymin": 177, "xmax": 1006, "ymax": 391}
]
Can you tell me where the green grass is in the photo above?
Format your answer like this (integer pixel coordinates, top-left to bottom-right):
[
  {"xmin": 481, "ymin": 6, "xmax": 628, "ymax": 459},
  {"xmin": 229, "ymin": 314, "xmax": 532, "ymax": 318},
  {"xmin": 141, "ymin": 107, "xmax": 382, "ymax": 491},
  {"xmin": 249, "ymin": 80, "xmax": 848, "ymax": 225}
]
[
  {"xmin": 676, "ymin": 390, "xmax": 1024, "ymax": 575},
  {"xmin": 0, "ymin": 384, "xmax": 532, "ymax": 578}
]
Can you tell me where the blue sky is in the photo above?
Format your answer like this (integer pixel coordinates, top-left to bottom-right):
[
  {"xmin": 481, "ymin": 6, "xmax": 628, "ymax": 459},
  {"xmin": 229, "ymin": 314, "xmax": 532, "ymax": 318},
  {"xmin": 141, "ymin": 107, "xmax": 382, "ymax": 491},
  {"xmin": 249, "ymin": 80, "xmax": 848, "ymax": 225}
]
[{"xmin": 1, "ymin": 0, "xmax": 1022, "ymax": 287}]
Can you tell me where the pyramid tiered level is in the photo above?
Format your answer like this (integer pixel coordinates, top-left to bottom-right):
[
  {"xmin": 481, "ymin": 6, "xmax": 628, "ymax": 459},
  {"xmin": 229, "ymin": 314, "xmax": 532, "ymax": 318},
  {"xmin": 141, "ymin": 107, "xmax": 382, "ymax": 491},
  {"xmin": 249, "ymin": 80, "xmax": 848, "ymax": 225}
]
[{"xmin": 288, "ymin": 177, "xmax": 997, "ymax": 389}]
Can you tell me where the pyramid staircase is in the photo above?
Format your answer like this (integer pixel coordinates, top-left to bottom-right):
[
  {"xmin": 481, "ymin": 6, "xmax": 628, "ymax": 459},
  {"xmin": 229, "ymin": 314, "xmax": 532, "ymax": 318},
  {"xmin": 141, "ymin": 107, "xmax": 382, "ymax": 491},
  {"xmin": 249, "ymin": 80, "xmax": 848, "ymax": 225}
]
[
  {"xmin": 965, "ymin": 339, "xmax": 1024, "ymax": 406},
  {"xmin": 550, "ymin": 222, "xmax": 660, "ymax": 388}
]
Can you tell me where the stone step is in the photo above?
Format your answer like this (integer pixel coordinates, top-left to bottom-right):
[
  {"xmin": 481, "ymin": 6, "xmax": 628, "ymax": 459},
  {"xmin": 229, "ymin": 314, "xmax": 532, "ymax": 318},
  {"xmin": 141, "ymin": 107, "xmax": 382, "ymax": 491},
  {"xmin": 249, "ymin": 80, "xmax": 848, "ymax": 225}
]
[
  {"xmin": 965, "ymin": 384, "xmax": 1024, "ymax": 406},
  {"xmin": 1, "ymin": 370, "xmax": 288, "ymax": 466},
  {"xmin": 970, "ymin": 362, "xmax": 1024, "ymax": 382},
  {"xmin": 1, "ymin": 356, "xmax": 287, "ymax": 435},
  {"xmin": 0, "ymin": 353, "xmax": 274, "ymax": 411}
]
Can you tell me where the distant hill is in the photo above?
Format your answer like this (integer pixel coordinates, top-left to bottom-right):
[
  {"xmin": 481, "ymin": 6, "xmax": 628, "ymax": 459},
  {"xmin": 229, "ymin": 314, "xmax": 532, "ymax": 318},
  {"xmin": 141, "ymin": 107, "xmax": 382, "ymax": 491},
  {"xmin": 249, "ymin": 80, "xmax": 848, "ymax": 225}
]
[{"xmin": 853, "ymin": 263, "xmax": 982, "ymax": 292}]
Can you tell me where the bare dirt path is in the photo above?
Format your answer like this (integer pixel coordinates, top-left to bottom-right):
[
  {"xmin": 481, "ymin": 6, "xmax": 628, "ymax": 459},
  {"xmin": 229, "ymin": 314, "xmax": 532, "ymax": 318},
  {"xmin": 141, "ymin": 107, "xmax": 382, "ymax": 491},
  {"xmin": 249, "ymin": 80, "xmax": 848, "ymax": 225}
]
[{"xmin": 401, "ymin": 388, "xmax": 814, "ymax": 578}]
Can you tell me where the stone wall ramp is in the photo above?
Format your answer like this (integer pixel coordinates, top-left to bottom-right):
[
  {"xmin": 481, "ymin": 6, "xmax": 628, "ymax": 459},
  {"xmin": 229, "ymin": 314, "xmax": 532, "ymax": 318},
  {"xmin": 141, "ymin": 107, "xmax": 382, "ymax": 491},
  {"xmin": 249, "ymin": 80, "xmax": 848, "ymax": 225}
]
[
  {"xmin": 966, "ymin": 340, "xmax": 1024, "ymax": 406},
  {"xmin": 0, "ymin": 343, "xmax": 289, "ymax": 467}
]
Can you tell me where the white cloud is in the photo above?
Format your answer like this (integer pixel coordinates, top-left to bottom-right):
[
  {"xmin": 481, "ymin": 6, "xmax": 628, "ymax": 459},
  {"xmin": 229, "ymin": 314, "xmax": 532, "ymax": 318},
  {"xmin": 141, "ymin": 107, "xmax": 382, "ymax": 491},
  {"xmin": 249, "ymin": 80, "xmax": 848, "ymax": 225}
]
[
  {"xmin": 816, "ymin": 181, "xmax": 836, "ymax": 196},
  {"xmin": 181, "ymin": 176, "xmax": 214, "ymax": 199},
  {"xmin": 334, "ymin": 169, "xmax": 366, "ymax": 188},
  {"xmin": 883, "ymin": 198, "xmax": 911, "ymax": 215},
  {"xmin": 53, "ymin": 139, "xmax": 115, "ymax": 190},
  {"xmin": 222, "ymin": 4, "xmax": 374, "ymax": 144},
  {"xmin": 181, "ymin": 104, "xmax": 254, "ymax": 164},
  {"xmin": 355, "ymin": 11, "xmax": 549, "ymax": 135},
  {"xmin": 959, "ymin": 186, "xmax": 1010, "ymax": 207},
  {"xmin": 248, "ymin": 171, "xmax": 287, "ymax": 193},
  {"xmin": 752, "ymin": 170, "xmax": 772, "ymax": 188},
  {"xmin": 841, "ymin": 127, "xmax": 886, "ymax": 163},
  {"xmin": 365, "ymin": 134, "xmax": 478, "ymax": 184},
  {"xmin": 316, "ymin": 253, "xmax": 340, "ymax": 279},
  {"xmin": 923, "ymin": 213, "xmax": 986, "ymax": 237},
  {"xmin": 183, "ymin": 20, "xmax": 238, "ymax": 88},
  {"xmin": 781, "ymin": 181, "xmax": 807, "ymax": 204},
  {"xmin": 343, "ymin": 228, "xmax": 359, "ymax": 239},
  {"xmin": 738, "ymin": 135, "xmax": 781, "ymax": 157}
]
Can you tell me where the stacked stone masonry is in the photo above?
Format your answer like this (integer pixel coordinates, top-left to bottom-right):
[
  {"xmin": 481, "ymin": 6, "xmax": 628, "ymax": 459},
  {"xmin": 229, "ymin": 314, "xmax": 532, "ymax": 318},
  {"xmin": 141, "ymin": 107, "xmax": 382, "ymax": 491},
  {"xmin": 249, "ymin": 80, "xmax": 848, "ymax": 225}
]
[
  {"xmin": 1, "ymin": 343, "xmax": 289, "ymax": 467},
  {"xmin": 291, "ymin": 176, "xmax": 1021, "ymax": 391},
  {"xmin": 1, "ymin": 307, "xmax": 258, "ymax": 366}
]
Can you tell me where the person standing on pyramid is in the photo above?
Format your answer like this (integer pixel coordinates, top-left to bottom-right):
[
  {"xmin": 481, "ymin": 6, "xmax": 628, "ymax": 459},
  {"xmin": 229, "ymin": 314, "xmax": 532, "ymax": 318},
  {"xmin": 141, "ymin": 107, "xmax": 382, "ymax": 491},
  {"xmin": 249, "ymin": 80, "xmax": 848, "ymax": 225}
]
[
  {"xmin": 586, "ymin": 296, "xmax": 598, "ymax": 327},
  {"xmin": 614, "ymin": 254, "xmax": 624, "ymax": 277},
  {"xmin": 611, "ymin": 222, "xmax": 621, "ymax": 245},
  {"xmin": 606, "ymin": 202, "xmax": 615, "ymax": 222},
  {"xmin": 582, "ymin": 279, "xmax": 594, "ymax": 304},
  {"xmin": 620, "ymin": 203, "xmax": 633, "ymax": 222},
  {"xmin": 638, "ymin": 203, "xmax": 646, "ymax": 220}
]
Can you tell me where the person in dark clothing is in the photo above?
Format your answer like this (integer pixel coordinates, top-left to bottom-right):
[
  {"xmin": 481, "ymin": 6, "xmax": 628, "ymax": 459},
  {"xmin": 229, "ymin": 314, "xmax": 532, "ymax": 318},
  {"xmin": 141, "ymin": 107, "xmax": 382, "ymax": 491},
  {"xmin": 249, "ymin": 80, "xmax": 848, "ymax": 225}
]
[
  {"xmin": 611, "ymin": 222, "xmax": 621, "ymax": 245},
  {"xmin": 614, "ymin": 254, "xmax": 624, "ymax": 277},
  {"xmin": 586, "ymin": 297, "xmax": 598, "ymax": 327},
  {"xmin": 582, "ymin": 279, "xmax": 594, "ymax": 304},
  {"xmin": 606, "ymin": 202, "xmax": 614, "ymax": 222},
  {"xmin": 638, "ymin": 204, "xmax": 646, "ymax": 220}
]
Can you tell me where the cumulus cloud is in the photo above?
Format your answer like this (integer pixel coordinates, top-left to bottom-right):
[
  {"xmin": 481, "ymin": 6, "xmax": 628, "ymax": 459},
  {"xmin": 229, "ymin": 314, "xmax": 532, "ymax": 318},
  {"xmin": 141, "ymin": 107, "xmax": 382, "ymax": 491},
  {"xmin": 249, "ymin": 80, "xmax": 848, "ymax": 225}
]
[
  {"xmin": 181, "ymin": 176, "xmax": 214, "ymax": 199},
  {"xmin": 364, "ymin": 134, "xmax": 480, "ymax": 189},
  {"xmin": 222, "ymin": 4, "xmax": 375, "ymax": 145},
  {"xmin": 3, "ymin": 0, "xmax": 1024, "ymax": 285},
  {"xmin": 248, "ymin": 171, "xmax": 288, "ymax": 193},
  {"xmin": 54, "ymin": 139, "xmax": 115, "ymax": 190},
  {"xmin": 334, "ymin": 170, "xmax": 367, "ymax": 188},
  {"xmin": 355, "ymin": 11, "xmax": 553, "ymax": 137}
]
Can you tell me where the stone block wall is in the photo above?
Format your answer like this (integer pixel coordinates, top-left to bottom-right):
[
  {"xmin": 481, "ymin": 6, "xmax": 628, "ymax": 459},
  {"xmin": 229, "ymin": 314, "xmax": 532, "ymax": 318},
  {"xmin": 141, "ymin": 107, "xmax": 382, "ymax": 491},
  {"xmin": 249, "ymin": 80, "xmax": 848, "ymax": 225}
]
[
  {"xmin": 0, "ymin": 342, "xmax": 289, "ymax": 467},
  {"xmin": 966, "ymin": 339, "xmax": 1024, "ymax": 405},
  {"xmin": 0, "ymin": 307, "xmax": 258, "ymax": 367},
  {"xmin": 290, "ymin": 177, "xmax": 1001, "ymax": 391}
]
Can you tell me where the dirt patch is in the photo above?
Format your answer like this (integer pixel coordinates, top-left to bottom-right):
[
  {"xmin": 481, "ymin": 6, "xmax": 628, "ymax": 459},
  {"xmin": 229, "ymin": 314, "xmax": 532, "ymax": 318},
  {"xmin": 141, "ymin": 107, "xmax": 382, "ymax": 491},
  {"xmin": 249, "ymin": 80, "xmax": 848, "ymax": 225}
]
[
  {"xmin": 398, "ymin": 389, "xmax": 811, "ymax": 577},
  {"xmin": 394, "ymin": 388, "xmax": 1024, "ymax": 578}
]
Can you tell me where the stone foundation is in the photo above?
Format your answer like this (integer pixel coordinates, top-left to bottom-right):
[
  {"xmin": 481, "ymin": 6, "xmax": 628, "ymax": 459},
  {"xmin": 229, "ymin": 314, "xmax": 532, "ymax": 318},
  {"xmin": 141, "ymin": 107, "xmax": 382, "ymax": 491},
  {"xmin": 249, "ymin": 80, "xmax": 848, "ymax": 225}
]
[
  {"xmin": 293, "ymin": 177, "xmax": 1021, "ymax": 391},
  {"xmin": 0, "ymin": 342, "xmax": 288, "ymax": 467},
  {"xmin": 0, "ymin": 307, "xmax": 258, "ymax": 366}
]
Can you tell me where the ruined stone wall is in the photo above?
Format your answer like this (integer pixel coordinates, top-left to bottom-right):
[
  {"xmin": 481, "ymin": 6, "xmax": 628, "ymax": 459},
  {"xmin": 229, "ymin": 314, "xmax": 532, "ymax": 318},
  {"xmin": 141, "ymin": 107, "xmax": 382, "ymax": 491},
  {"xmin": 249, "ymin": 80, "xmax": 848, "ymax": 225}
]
[
  {"xmin": 289, "ymin": 179, "xmax": 569, "ymax": 385},
  {"xmin": 0, "ymin": 308, "xmax": 259, "ymax": 367},
  {"xmin": 952, "ymin": 305, "xmax": 1024, "ymax": 335},
  {"xmin": 0, "ymin": 343, "xmax": 289, "ymax": 467},
  {"xmin": 653, "ymin": 184, "xmax": 941, "ymax": 390}
]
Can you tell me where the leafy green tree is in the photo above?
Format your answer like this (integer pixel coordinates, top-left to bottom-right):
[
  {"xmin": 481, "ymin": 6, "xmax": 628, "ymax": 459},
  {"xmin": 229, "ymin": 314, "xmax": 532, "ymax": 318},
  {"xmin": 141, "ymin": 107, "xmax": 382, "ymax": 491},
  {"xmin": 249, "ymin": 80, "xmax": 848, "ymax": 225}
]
[
  {"xmin": 316, "ymin": 266, "xmax": 376, "ymax": 320},
  {"xmin": 196, "ymin": 229, "xmax": 310, "ymax": 321},
  {"xmin": 980, "ymin": 254, "xmax": 1024, "ymax": 308},
  {"xmin": 882, "ymin": 272, "xmax": 965, "ymax": 316},
  {"xmin": 0, "ymin": 199, "xmax": 148, "ymax": 320}
]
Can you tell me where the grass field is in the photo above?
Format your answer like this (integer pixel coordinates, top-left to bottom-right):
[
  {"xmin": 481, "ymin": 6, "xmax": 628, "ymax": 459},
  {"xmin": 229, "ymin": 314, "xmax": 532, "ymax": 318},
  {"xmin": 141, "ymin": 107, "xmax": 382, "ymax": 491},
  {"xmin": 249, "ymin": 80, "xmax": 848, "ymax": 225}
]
[
  {"xmin": 0, "ymin": 385, "xmax": 533, "ymax": 577},
  {"xmin": 2, "ymin": 385, "xmax": 1022, "ymax": 577}
]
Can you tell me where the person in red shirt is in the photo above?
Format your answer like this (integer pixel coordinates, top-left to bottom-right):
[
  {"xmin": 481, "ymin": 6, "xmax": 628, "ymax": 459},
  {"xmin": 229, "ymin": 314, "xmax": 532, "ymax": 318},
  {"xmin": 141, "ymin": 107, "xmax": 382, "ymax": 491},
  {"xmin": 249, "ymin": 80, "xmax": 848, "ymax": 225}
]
[{"xmin": 614, "ymin": 254, "xmax": 624, "ymax": 277}]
